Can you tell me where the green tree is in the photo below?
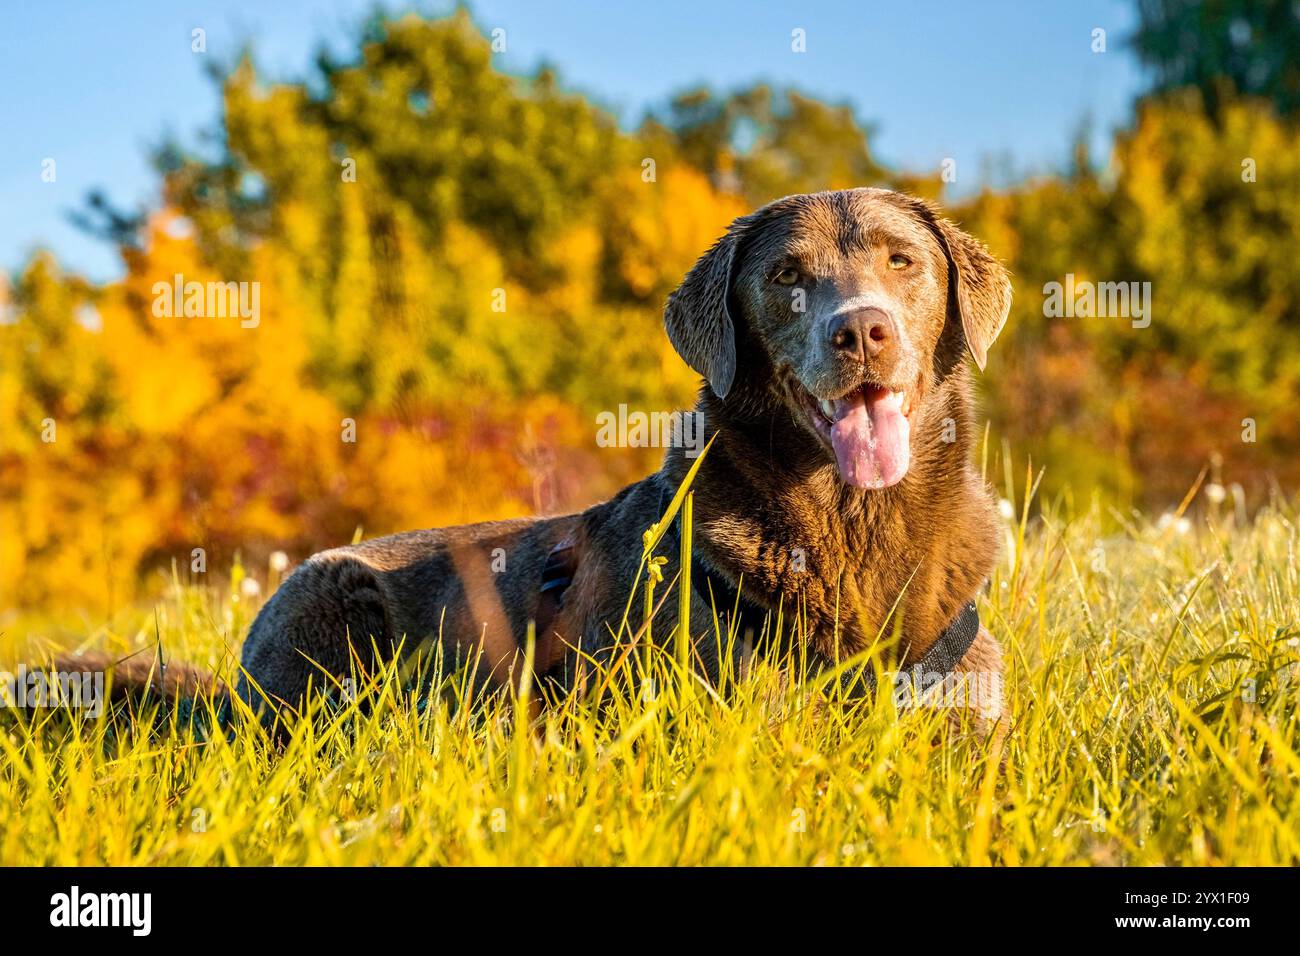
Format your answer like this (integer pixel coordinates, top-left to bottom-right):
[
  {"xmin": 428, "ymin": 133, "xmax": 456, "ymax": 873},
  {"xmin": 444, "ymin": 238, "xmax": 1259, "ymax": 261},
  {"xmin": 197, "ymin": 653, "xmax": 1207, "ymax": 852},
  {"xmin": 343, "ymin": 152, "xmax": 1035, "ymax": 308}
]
[{"xmin": 1133, "ymin": 0, "xmax": 1300, "ymax": 119}]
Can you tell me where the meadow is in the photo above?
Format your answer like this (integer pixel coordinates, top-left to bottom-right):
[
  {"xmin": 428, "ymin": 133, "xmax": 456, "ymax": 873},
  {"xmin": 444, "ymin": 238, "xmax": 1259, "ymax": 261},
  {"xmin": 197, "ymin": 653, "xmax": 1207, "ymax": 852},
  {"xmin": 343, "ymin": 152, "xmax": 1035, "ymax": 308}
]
[
  {"xmin": 3, "ymin": 473, "xmax": 1297, "ymax": 866},
  {"xmin": 3, "ymin": 4, "xmax": 1299, "ymax": 869}
]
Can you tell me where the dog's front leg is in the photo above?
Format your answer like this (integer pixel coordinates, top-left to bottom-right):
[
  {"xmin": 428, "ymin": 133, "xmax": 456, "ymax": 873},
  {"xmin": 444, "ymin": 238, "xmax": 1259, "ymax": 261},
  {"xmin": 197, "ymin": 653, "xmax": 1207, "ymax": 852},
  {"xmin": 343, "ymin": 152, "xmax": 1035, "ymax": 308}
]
[{"xmin": 947, "ymin": 626, "xmax": 1008, "ymax": 745}]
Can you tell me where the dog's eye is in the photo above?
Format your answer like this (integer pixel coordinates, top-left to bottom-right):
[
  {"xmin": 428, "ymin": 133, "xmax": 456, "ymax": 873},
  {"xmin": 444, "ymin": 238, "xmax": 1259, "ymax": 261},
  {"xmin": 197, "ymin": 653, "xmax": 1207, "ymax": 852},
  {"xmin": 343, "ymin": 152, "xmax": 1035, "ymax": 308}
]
[
  {"xmin": 888, "ymin": 254, "xmax": 911, "ymax": 270},
  {"xmin": 773, "ymin": 267, "xmax": 801, "ymax": 286}
]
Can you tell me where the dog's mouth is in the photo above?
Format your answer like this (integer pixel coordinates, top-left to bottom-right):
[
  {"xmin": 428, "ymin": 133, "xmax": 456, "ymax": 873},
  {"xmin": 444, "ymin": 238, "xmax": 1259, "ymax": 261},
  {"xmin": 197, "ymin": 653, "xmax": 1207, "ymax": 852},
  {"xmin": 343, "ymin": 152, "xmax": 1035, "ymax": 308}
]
[{"xmin": 799, "ymin": 382, "xmax": 915, "ymax": 489}]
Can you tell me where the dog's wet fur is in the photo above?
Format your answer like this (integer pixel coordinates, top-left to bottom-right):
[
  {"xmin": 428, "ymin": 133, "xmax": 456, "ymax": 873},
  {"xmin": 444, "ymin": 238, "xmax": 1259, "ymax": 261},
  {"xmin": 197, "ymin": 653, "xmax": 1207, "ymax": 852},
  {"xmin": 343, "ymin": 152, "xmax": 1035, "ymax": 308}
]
[{"xmin": 81, "ymin": 189, "xmax": 1015, "ymax": 732}]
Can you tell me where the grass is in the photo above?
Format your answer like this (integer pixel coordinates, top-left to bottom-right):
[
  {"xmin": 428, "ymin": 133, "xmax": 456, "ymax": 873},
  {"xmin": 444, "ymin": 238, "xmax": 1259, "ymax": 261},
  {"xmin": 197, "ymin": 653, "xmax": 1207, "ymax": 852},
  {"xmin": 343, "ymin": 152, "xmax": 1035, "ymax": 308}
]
[{"xmin": 2, "ymin": 476, "xmax": 1299, "ymax": 866}]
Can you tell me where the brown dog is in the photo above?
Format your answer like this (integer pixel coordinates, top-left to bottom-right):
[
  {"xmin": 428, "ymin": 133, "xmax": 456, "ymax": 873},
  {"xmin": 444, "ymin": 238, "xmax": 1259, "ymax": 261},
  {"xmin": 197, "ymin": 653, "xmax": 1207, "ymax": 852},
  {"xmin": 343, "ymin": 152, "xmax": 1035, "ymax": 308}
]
[{"xmin": 226, "ymin": 187, "xmax": 1011, "ymax": 730}]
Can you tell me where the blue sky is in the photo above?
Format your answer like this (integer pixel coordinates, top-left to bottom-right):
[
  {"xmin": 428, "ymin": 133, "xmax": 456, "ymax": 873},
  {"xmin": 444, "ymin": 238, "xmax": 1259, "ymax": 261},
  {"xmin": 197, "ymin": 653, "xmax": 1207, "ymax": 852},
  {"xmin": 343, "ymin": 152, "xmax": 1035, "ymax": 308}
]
[{"xmin": 0, "ymin": 0, "xmax": 1146, "ymax": 282}]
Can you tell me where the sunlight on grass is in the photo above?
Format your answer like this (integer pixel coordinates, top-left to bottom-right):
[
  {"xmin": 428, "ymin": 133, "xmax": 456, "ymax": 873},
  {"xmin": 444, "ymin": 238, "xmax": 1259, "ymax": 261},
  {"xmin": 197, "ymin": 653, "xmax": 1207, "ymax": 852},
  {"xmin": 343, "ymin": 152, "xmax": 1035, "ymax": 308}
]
[{"xmin": 2, "ymin": 486, "xmax": 1298, "ymax": 866}]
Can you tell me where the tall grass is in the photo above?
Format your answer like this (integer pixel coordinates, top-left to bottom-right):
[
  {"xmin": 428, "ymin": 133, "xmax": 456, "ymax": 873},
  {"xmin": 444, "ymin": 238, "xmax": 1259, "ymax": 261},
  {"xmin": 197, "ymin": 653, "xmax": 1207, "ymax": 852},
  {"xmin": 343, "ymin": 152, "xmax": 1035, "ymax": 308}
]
[{"xmin": 2, "ymin": 476, "xmax": 1298, "ymax": 865}]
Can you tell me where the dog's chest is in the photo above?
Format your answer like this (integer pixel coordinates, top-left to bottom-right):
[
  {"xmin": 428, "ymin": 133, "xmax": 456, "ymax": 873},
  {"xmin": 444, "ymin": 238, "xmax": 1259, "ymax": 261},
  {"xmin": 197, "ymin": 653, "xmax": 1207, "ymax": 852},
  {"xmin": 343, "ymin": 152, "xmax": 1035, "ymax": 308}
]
[{"xmin": 707, "ymin": 514, "xmax": 927, "ymax": 650}]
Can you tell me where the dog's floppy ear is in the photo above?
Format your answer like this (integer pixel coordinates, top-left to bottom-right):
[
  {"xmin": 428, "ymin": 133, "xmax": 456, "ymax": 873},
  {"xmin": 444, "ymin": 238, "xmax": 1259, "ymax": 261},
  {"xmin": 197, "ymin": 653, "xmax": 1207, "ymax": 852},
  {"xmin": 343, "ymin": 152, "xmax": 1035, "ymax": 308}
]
[
  {"xmin": 906, "ymin": 200, "xmax": 1012, "ymax": 371},
  {"xmin": 664, "ymin": 214, "xmax": 756, "ymax": 399}
]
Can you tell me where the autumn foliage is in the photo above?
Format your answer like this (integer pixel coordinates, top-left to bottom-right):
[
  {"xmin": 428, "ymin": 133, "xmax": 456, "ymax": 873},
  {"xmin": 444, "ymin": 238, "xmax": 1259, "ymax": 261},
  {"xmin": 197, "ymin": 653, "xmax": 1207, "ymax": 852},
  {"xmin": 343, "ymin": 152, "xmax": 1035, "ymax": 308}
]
[{"xmin": 3, "ymin": 10, "xmax": 1298, "ymax": 613}]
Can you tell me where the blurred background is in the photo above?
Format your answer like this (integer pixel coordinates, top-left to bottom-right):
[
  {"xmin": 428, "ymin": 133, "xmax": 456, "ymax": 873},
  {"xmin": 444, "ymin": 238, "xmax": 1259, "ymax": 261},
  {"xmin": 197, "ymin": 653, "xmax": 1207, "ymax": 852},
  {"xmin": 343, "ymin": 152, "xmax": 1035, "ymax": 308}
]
[{"xmin": 2, "ymin": 0, "xmax": 1298, "ymax": 614}]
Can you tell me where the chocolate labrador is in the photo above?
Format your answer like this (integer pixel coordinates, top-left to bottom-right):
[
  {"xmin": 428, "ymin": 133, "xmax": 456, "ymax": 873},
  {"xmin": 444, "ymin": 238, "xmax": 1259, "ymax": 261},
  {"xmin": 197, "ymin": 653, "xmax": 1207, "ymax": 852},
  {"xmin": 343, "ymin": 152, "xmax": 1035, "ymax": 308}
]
[
  {"xmin": 226, "ymin": 186, "xmax": 1012, "ymax": 730},
  {"xmin": 76, "ymin": 188, "xmax": 1012, "ymax": 732}
]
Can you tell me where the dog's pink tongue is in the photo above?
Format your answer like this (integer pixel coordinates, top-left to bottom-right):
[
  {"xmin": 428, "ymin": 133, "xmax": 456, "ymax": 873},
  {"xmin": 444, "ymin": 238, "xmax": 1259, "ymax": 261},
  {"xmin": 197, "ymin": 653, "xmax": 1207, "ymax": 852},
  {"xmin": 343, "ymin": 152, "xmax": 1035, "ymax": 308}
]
[{"xmin": 829, "ymin": 386, "xmax": 911, "ymax": 488}]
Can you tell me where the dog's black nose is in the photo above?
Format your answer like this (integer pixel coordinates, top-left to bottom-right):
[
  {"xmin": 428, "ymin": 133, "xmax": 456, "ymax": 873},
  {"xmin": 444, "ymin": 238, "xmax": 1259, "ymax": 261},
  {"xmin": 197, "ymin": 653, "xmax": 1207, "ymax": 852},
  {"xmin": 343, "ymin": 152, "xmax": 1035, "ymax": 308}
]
[{"xmin": 828, "ymin": 308, "xmax": 894, "ymax": 363}]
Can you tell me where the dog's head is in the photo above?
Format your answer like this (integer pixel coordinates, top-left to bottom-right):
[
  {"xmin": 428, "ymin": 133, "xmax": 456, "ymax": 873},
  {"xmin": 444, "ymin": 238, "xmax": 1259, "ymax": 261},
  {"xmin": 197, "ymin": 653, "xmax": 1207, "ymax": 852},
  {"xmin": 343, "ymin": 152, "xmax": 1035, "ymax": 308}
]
[{"xmin": 665, "ymin": 188, "xmax": 1011, "ymax": 489}]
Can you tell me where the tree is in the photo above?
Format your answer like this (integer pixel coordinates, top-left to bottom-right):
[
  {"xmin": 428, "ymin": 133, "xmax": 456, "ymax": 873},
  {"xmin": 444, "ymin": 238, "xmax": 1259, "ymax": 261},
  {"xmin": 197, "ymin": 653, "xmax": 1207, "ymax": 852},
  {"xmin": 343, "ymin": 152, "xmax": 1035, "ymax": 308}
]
[{"xmin": 1133, "ymin": 0, "xmax": 1300, "ymax": 119}]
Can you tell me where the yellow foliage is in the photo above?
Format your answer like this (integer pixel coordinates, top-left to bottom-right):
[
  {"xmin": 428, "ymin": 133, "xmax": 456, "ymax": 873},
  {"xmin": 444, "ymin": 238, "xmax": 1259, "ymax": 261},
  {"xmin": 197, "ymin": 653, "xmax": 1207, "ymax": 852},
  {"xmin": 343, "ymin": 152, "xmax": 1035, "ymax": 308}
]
[{"xmin": 4, "ymin": 13, "xmax": 1299, "ymax": 616}]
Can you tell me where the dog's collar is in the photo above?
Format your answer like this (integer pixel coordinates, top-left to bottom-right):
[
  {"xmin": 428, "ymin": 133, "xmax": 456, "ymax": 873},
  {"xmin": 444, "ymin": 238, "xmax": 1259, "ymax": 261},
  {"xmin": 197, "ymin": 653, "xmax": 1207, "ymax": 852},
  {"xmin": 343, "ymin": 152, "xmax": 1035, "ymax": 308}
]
[{"xmin": 839, "ymin": 600, "xmax": 981, "ymax": 696}]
